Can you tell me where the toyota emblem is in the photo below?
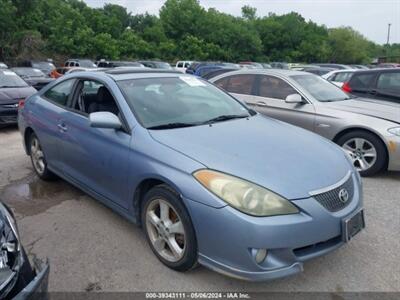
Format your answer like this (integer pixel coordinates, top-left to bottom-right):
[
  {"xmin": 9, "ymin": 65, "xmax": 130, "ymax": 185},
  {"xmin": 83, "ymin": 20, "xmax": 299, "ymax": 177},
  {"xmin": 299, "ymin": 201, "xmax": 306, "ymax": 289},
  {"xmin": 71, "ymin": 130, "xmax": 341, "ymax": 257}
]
[{"xmin": 338, "ymin": 188, "xmax": 349, "ymax": 203}]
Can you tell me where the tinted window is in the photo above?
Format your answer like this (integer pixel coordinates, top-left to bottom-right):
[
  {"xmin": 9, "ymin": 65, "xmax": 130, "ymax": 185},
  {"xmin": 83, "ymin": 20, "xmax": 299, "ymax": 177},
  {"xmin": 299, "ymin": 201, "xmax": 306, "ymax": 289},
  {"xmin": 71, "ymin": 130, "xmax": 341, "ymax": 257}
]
[
  {"xmin": 377, "ymin": 72, "xmax": 400, "ymax": 90},
  {"xmin": 118, "ymin": 76, "xmax": 250, "ymax": 128},
  {"xmin": 258, "ymin": 75, "xmax": 297, "ymax": 100},
  {"xmin": 214, "ymin": 77, "xmax": 230, "ymax": 89},
  {"xmin": 291, "ymin": 74, "xmax": 352, "ymax": 102},
  {"xmin": 44, "ymin": 79, "xmax": 75, "ymax": 106},
  {"xmin": 177, "ymin": 62, "xmax": 183, "ymax": 68},
  {"xmin": 221, "ymin": 74, "xmax": 256, "ymax": 95},
  {"xmin": 349, "ymin": 73, "xmax": 375, "ymax": 89}
]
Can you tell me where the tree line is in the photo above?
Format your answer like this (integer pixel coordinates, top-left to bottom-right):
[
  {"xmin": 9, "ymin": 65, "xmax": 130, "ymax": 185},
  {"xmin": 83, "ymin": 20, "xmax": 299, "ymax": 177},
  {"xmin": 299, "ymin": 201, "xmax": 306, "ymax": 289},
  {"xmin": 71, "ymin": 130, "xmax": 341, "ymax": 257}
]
[{"xmin": 0, "ymin": 0, "xmax": 398, "ymax": 64}]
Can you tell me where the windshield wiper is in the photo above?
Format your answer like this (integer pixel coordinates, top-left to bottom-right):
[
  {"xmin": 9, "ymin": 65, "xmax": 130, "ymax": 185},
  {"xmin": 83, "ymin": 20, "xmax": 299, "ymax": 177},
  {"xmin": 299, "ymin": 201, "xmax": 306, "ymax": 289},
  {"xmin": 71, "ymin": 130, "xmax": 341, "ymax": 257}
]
[
  {"xmin": 201, "ymin": 114, "xmax": 249, "ymax": 125},
  {"xmin": 147, "ymin": 122, "xmax": 198, "ymax": 130}
]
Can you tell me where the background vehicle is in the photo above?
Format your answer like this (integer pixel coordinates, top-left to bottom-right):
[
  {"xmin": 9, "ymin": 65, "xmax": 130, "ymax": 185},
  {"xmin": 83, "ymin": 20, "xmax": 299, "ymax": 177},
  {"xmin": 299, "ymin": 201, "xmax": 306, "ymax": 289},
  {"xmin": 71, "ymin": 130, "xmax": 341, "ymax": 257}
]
[
  {"xmin": 18, "ymin": 69, "xmax": 363, "ymax": 281},
  {"xmin": 50, "ymin": 67, "xmax": 72, "ymax": 78},
  {"xmin": 97, "ymin": 60, "xmax": 145, "ymax": 68},
  {"xmin": 202, "ymin": 68, "xmax": 239, "ymax": 80},
  {"xmin": 18, "ymin": 60, "xmax": 56, "ymax": 76},
  {"xmin": 322, "ymin": 69, "xmax": 357, "ymax": 87},
  {"xmin": 313, "ymin": 63, "xmax": 351, "ymax": 70},
  {"xmin": 350, "ymin": 65, "xmax": 369, "ymax": 69},
  {"xmin": 0, "ymin": 69, "xmax": 36, "ymax": 127},
  {"xmin": 0, "ymin": 201, "xmax": 49, "ymax": 298},
  {"xmin": 0, "ymin": 62, "xmax": 8, "ymax": 69},
  {"xmin": 342, "ymin": 68, "xmax": 400, "ymax": 103},
  {"xmin": 376, "ymin": 63, "xmax": 400, "ymax": 68},
  {"xmin": 11, "ymin": 67, "xmax": 54, "ymax": 90},
  {"xmin": 211, "ymin": 69, "xmax": 400, "ymax": 176},
  {"xmin": 175, "ymin": 61, "xmax": 193, "ymax": 73},
  {"xmin": 270, "ymin": 62, "xmax": 289, "ymax": 69},
  {"xmin": 64, "ymin": 59, "xmax": 97, "ymax": 68},
  {"xmin": 138, "ymin": 61, "xmax": 172, "ymax": 69},
  {"xmin": 304, "ymin": 67, "xmax": 335, "ymax": 76}
]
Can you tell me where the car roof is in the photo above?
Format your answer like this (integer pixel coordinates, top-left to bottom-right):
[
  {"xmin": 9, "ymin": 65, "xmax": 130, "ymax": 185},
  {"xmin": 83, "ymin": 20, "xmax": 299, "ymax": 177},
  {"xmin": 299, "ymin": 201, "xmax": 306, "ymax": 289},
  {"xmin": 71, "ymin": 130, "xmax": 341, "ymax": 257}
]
[
  {"xmin": 352, "ymin": 68, "xmax": 400, "ymax": 74},
  {"xmin": 211, "ymin": 69, "xmax": 309, "ymax": 78},
  {"xmin": 74, "ymin": 68, "xmax": 183, "ymax": 81}
]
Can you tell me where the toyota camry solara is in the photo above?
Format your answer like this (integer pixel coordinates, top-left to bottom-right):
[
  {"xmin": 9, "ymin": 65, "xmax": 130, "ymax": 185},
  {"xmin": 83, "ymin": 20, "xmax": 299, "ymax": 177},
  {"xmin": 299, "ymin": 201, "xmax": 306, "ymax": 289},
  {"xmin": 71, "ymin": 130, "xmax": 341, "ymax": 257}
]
[{"xmin": 18, "ymin": 69, "xmax": 365, "ymax": 281}]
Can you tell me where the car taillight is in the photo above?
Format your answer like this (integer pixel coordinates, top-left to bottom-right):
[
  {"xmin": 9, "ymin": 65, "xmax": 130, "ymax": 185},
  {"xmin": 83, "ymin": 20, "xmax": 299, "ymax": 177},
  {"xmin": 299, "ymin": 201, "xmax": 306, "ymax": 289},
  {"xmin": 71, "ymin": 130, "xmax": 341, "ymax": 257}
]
[
  {"xmin": 342, "ymin": 82, "xmax": 352, "ymax": 93},
  {"xmin": 18, "ymin": 99, "xmax": 25, "ymax": 109}
]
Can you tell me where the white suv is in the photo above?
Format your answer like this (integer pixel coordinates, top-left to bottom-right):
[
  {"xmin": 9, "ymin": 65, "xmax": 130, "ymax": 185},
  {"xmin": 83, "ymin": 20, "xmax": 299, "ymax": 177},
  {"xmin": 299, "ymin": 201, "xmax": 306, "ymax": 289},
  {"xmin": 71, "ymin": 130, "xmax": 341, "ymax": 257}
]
[{"xmin": 175, "ymin": 61, "xmax": 193, "ymax": 73}]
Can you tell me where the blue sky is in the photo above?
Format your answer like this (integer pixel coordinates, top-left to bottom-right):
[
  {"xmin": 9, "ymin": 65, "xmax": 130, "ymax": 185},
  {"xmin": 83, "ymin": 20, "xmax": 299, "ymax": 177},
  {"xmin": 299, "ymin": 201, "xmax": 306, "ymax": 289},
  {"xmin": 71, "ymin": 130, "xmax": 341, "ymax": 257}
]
[{"xmin": 84, "ymin": 0, "xmax": 400, "ymax": 44}]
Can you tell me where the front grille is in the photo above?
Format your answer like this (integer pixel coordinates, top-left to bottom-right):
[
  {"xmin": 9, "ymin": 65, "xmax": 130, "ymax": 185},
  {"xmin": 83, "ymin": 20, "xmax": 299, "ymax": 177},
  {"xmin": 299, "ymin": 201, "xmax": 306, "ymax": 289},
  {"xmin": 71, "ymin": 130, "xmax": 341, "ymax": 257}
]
[{"xmin": 312, "ymin": 174, "xmax": 354, "ymax": 212}]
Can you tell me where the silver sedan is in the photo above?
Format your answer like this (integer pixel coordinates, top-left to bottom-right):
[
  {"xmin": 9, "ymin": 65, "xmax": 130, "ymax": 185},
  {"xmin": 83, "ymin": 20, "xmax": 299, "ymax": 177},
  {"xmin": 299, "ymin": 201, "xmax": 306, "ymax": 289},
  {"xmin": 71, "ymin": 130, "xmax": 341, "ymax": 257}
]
[{"xmin": 210, "ymin": 69, "xmax": 400, "ymax": 176}]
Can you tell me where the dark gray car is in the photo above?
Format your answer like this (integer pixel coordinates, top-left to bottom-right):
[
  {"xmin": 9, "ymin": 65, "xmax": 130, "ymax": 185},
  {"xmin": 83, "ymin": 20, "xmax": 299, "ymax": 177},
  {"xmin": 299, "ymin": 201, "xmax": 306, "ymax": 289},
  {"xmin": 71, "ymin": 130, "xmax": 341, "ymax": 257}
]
[
  {"xmin": 211, "ymin": 69, "xmax": 400, "ymax": 176},
  {"xmin": 0, "ymin": 69, "xmax": 36, "ymax": 127}
]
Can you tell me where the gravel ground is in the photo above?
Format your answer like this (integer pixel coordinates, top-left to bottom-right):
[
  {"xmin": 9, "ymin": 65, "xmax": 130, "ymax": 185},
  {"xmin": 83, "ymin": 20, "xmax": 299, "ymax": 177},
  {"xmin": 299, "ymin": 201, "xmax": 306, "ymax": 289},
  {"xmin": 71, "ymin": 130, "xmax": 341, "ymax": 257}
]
[{"xmin": 0, "ymin": 126, "xmax": 399, "ymax": 293}]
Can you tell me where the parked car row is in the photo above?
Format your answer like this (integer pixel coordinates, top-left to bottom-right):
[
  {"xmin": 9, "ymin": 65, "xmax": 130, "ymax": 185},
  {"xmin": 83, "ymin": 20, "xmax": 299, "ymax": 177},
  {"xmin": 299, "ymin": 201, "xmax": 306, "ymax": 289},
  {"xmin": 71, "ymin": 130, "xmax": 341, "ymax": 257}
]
[
  {"xmin": 18, "ymin": 68, "xmax": 367, "ymax": 282},
  {"xmin": 209, "ymin": 69, "xmax": 400, "ymax": 176}
]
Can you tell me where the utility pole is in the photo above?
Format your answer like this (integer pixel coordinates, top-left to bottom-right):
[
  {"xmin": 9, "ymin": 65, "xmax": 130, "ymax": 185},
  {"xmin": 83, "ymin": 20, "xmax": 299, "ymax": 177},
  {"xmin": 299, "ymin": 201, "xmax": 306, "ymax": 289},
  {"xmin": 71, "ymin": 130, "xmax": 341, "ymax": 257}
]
[{"xmin": 386, "ymin": 23, "xmax": 392, "ymax": 61}]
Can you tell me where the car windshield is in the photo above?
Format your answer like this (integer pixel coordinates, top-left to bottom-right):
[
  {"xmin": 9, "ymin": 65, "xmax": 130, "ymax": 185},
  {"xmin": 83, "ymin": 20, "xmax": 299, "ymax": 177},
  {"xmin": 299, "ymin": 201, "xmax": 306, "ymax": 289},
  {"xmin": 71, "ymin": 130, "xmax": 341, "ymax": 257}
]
[
  {"xmin": 118, "ymin": 76, "xmax": 251, "ymax": 129},
  {"xmin": 0, "ymin": 70, "xmax": 28, "ymax": 87},
  {"xmin": 291, "ymin": 74, "xmax": 353, "ymax": 102},
  {"xmin": 32, "ymin": 62, "xmax": 55, "ymax": 71},
  {"xmin": 13, "ymin": 68, "xmax": 46, "ymax": 78}
]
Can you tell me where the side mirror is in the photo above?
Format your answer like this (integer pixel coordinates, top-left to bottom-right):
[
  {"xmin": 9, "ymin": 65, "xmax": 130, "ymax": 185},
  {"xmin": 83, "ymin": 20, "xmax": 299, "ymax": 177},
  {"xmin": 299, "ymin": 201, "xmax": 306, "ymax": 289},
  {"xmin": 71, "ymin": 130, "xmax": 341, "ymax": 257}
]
[
  {"xmin": 89, "ymin": 112, "xmax": 122, "ymax": 129},
  {"xmin": 285, "ymin": 93, "xmax": 303, "ymax": 104}
]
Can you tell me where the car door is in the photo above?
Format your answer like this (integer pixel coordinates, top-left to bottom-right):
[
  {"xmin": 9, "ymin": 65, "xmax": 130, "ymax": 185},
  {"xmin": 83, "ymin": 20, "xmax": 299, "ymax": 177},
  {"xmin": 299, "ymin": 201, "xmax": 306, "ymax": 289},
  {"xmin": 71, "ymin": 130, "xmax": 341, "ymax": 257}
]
[
  {"xmin": 58, "ymin": 78, "xmax": 132, "ymax": 209},
  {"xmin": 250, "ymin": 75, "xmax": 316, "ymax": 131},
  {"xmin": 33, "ymin": 78, "xmax": 76, "ymax": 173},
  {"xmin": 347, "ymin": 72, "xmax": 377, "ymax": 98},
  {"xmin": 373, "ymin": 71, "xmax": 400, "ymax": 103},
  {"xmin": 214, "ymin": 74, "xmax": 258, "ymax": 106}
]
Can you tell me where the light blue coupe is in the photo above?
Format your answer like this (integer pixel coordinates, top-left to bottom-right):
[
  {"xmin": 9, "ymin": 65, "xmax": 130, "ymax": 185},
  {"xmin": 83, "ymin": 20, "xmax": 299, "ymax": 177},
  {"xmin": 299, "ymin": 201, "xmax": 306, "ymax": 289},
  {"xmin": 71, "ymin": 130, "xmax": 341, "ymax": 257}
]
[{"xmin": 18, "ymin": 69, "xmax": 365, "ymax": 281}]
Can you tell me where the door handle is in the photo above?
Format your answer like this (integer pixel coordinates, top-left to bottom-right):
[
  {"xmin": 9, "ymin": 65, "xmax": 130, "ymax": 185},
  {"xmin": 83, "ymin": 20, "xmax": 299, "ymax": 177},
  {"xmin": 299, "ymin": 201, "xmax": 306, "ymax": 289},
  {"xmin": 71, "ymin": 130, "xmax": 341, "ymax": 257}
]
[
  {"xmin": 369, "ymin": 90, "xmax": 378, "ymax": 95},
  {"xmin": 57, "ymin": 123, "xmax": 68, "ymax": 132},
  {"xmin": 256, "ymin": 101, "xmax": 268, "ymax": 107}
]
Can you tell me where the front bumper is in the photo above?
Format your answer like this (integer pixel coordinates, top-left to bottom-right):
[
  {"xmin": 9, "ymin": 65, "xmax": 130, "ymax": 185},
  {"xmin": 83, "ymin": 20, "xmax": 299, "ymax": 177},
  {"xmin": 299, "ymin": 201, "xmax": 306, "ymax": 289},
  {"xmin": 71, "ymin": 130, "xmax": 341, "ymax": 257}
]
[
  {"xmin": 385, "ymin": 134, "xmax": 400, "ymax": 171},
  {"xmin": 0, "ymin": 106, "xmax": 18, "ymax": 125},
  {"xmin": 13, "ymin": 260, "xmax": 49, "ymax": 300},
  {"xmin": 184, "ymin": 173, "xmax": 363, "ymax": 281}
]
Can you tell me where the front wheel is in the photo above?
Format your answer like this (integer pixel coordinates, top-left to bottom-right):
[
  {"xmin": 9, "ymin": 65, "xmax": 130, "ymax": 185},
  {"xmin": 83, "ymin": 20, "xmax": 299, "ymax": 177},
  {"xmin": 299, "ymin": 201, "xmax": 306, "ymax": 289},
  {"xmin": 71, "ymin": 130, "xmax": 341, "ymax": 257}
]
[
  {"xmin": 141, "ymin": 185, "xmax": 197, "ymax": 271},
  {"xmin": 337, "ymin": 130, "xmax": 387, "ymax": 176},
  {"xmin": 29, "ymin": 133, "xmax": 56, "ymax": 180}
]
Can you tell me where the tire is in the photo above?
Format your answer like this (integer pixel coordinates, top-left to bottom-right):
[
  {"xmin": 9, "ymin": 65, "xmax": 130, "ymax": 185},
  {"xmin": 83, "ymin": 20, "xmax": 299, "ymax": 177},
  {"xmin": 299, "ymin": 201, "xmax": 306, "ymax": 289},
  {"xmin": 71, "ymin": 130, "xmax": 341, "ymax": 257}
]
[
  {"xmin": 141, "ymin": 184, "xmax": 197, "ymax": 271},
  {"xmin": 29, "ymin": 132, "xmax": 57, "ymax": 181},
  {"xmin": 336, "ymin": 130, "xmax": 387, "ymax": 177}
]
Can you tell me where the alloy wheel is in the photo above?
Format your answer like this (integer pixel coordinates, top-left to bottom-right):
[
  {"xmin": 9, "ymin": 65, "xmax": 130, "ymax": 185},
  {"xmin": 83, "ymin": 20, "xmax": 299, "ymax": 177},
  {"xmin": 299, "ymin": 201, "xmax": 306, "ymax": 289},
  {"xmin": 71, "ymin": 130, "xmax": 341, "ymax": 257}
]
[
  {"xmin": 342, "ymin": 138, "xmax": 377, "ymax": 171},
  {"xmin": 145, "ymin": 199, "xmax": 186, "ymax": 262},
  {"xmin": 30, "ymin": 137, "xmax": 45, "ymax": 175}
]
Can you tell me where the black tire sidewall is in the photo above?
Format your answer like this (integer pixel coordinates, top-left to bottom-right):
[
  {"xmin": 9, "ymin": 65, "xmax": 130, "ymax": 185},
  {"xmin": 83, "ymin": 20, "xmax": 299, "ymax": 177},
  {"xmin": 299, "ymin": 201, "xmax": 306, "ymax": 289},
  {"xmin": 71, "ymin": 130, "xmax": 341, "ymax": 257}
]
[
  {"xmin": 337, "ymin": 130, "xmax": 387, "ymax": 176},
  {"xmin": 141, "ymin": 185, "xmax": 198, "ymax": 271}
]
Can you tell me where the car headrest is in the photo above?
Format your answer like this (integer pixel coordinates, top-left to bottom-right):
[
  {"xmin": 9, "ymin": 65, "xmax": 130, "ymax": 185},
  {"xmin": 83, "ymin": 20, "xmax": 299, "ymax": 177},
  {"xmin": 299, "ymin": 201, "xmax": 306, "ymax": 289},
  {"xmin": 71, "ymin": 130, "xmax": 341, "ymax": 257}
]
[{"xmin": 96, "ymin": 86, "xmax": 113, "ymax": 103}]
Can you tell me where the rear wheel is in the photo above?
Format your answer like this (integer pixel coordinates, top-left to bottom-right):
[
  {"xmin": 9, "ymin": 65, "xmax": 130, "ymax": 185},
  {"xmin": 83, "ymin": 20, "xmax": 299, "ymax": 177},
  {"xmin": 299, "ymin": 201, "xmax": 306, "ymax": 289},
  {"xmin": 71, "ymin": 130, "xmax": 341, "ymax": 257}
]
[
  {"xmin": 29, "ymin": 133, "xmax": 56, "ymax": 180},
  {"xmin": 141, "ymin": 185, "xmax": 197, "ymax": 271},
  {"xmin": 337, "ymin": 130, "xmax": 387, "ymax": 176}
]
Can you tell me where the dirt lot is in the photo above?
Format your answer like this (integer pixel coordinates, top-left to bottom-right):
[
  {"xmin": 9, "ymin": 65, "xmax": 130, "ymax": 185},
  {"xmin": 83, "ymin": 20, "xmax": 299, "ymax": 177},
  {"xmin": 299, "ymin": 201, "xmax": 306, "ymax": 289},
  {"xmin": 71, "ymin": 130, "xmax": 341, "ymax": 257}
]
[{"xmin": 0, "ymin": 126, "xmax": 399, "ymax": 292}]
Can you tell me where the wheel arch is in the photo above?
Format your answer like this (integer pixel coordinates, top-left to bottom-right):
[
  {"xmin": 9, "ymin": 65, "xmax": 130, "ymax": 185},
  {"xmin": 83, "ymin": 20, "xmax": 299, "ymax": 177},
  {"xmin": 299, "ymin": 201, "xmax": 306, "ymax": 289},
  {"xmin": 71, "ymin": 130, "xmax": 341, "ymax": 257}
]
[
  {"xmin": 24, "ymin": 127, "xmax": 35, "ymax": 155},
  {"xmin": 133, "ymin": 176, "xmax": 185, "ymax": 225},
  {"xmin": 333, "ymin": 127, "xmax": 389, "ymax": 169}
]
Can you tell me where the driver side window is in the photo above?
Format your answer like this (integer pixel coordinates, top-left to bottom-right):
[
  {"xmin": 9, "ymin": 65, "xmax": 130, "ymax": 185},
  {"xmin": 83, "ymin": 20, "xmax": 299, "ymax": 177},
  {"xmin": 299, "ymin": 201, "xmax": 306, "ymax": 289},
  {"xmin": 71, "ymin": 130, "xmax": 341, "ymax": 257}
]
[
  {"xmin": 72, "ymin": 80, "xmax": 120, "ymax": 117},
  {"xmin": 44, "ymin": 79, "xmax": 75, "ymax": 106}
]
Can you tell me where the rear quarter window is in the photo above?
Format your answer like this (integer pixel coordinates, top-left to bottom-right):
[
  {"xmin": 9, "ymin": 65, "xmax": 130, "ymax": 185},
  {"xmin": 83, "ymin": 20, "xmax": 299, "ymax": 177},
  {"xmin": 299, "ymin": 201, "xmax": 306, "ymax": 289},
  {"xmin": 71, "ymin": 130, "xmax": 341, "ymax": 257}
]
[{"xmin": 44, "ymin": 79, "xmax": 75, "ymax": 106}]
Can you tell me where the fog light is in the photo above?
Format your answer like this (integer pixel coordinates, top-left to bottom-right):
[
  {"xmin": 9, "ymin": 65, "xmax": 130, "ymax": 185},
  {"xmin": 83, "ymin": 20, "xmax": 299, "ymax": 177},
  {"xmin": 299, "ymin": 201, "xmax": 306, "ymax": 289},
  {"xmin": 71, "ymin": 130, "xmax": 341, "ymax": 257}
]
[{"xmin": 255, "ymin": 248, "xmax": 268, "ymax": 264}]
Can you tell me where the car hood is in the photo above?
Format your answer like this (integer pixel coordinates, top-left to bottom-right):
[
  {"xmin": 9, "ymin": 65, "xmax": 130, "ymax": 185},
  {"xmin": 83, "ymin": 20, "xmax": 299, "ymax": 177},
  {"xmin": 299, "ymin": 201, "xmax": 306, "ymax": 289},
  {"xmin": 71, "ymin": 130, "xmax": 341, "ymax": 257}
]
[
  {"xmin": 324, "ymin": 98, "xmax": 400, "ymax": 124},
  {"xmin": 149, "ymin": 115, "xmax": 351, "ymax": 200},
  {"xmin": 0, "ymin": 86, "xmax": 37, "ymax": 104}
]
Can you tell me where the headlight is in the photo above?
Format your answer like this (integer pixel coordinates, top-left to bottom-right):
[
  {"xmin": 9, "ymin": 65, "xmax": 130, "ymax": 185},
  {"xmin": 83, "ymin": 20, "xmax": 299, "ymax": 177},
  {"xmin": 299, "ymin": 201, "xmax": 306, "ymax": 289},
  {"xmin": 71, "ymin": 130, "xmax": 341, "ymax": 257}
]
[
  {"xmin": 388, "ymin": 127, "xmax": 400, "ymax": 136},
  {"xmin": 193, "ymin": 169, "xmax": 299, "ymax": 216}
]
